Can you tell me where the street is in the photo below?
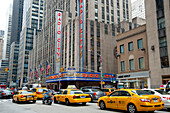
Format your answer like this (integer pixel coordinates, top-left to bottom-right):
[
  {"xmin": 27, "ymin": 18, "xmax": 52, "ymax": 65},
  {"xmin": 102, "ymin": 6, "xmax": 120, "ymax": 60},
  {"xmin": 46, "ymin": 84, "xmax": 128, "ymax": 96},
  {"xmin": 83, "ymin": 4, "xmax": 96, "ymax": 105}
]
[{"xmin": 0, "ymin": 99, "xmax": 169, "ymax": 113}]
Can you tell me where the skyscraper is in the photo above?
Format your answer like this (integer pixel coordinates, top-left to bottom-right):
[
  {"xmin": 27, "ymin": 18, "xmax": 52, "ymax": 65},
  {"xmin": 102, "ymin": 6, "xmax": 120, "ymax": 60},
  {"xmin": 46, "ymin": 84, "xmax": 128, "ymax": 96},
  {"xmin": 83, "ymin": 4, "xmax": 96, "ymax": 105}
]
[
  {"xmin": 17, "ymin": 0, "xmax": 43, "ymax": 87},
  {"xmin": 28, "ymin": 0, "xmax": 132, "ymax": 88},
  {"xmin": 10, "ymin": 0, "xmax": 24, "ymax": 44},
  {"xmin": 145, "ymin": 0, "xmax": 170, "ymax": 88},
  {"xmin": 131, "ymin": 0, "xmax": 145, "ymax": 19}
]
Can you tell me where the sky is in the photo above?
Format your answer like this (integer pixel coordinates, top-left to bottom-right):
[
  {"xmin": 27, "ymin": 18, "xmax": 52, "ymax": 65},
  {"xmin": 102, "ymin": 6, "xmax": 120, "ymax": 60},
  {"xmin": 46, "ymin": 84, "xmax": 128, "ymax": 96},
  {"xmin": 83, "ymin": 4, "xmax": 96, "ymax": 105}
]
[{"xmin": 0, "ymin": 0, "xmax": 13, "ymax": 31}]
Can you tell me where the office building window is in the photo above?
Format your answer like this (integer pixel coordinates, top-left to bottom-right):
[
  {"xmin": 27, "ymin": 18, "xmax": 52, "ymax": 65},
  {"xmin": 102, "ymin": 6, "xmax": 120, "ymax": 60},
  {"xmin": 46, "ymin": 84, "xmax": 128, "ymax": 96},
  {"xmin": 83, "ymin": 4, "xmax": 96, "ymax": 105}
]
[
  {"xmin": 121, "ymin": 61, "xmax": 125, "ymax": 72},
  {"xmin": 139, "ymin": 57, "xmax": 145, "ymax": 69},
  {"xmin": 120, "ymin": 44, "xmax": 124, "ymax": 53},
  {"xmin": 129, "ymin": 59, "xmax": 134, "ymax": 70},
  {"xmin": 137, "ymin": 39, "xmax": 143, "ymax": 49},
  {"xmin": 128, "ymin": 42, "xmax": 133, "ymax": 51}
]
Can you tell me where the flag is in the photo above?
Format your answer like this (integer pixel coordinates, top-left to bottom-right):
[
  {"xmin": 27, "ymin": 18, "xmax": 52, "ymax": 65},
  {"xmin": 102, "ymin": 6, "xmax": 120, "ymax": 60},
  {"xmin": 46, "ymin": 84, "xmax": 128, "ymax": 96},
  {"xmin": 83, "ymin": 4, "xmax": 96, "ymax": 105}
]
[
  {"xmin": 40, "ymin": 64, "xmax": 44, "ymax": 74},
  {"xmin": 35, "ymin": 68, "xmax": 38, "ymax": 78},
  {"xmin": 46, "ymin": 61, "xmax": 50, "ymax": 75},
  {"xmin": 30, "ymin": 69, "xmax": 33, "ymax": 79}
]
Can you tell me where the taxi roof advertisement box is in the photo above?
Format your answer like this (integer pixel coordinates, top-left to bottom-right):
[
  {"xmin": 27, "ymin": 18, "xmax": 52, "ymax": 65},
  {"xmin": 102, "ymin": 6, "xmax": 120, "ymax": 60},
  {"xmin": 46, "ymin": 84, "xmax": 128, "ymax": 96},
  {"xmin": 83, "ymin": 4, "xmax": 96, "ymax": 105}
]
[{"xmin": 55, "ymin": 10, "xmax": 63, "ymax": 73}]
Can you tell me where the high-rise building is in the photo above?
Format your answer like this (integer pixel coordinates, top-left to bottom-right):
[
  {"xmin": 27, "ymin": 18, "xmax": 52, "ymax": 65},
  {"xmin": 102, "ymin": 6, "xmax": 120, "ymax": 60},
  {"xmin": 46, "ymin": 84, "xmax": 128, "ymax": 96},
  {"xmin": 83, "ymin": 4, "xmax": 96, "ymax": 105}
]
[
  {"xmin": 8, "ymin": 42, "xmax": 19, "ymax": 87},
  {"xmin": 145, "ymin": 0, "xmax": 170, "ymax": 88},
  {"xmin": 0, "ymin": 59, "xmax": 9, "ymax": 85},
  {"xmin": 17, "ymin": 0, "xmax": 43, "ymax": 87},
  {"xmin": 28, "ymin": 0, "xmax": 132, "ymax": 88},
  {"xmin": 131, "ymin": 0, "xmax": 145, "ymax": 19},
  {"xmin": 10, "ymin": 0, "xmax": 24, "ymax": 44},
  {"xmin": 0, "ymin": 30, "xmax": 4, "ymax": 39},
  {"xmin": 0, "ymin": 36, "xmax": 4, "ymax": 60},
  {"xmin": 4, "ymin": 4, "xmax": 13, "ymax": 59}
]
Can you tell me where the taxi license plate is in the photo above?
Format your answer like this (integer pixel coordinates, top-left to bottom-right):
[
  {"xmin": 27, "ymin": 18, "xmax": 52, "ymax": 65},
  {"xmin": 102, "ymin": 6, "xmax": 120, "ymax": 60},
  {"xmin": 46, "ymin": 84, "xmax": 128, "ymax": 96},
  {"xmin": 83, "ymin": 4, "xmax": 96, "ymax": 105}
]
[
  {"xmin": 27, "ymin": 96, "xmax": 32, "ymax": 98},
  {"xmin": 80, "ymin": 96, "xmax": 86, "ymax": 98},
  {"xmin": 27, "ymin": 97, "xmax": 33, "ymax": 100},
  {"xmin": 154, "ymin": 100, "xmax": 157, "ymax": 102}
]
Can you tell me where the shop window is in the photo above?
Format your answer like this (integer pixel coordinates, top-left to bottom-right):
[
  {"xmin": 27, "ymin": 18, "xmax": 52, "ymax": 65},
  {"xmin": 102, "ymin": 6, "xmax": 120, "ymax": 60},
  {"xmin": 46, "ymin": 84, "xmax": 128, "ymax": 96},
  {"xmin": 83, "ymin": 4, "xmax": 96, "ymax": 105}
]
[
  {"xmin": 160, "ymin": 56, "xmax": 169, "ymax": 68},
  {"xmin": 139, "ymin": 57, "xmax": 145, "ymax": 69}
]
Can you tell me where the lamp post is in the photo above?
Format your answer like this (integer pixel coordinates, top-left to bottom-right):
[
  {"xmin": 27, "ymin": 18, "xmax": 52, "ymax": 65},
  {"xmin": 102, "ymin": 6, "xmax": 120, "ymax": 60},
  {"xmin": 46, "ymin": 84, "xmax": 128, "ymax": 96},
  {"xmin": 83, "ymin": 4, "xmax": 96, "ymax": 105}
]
[{"xmin": 88, "ymin": 50, "xmax": 103, "ymax": 88}]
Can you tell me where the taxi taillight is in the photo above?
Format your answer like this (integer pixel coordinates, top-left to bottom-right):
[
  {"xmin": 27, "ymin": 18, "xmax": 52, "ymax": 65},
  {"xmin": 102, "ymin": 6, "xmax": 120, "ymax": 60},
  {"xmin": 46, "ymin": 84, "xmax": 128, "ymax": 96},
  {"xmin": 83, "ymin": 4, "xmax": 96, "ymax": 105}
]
[
  {"xmin": 12, "ymin": 92, "xmax": 14, "ymax": 95},
  {"xmin": 94, "ymin": 92, "xmax": 97, "ymax": 96},
  {"xmin": 88, "ymin": 95, "xmax": 91, "ymax": 98},
  {"xmin": 36, "ymin": 92, "xmax": 41, "ymax": 94},
  {"xmin": 35, "ymin": 94, "xmax": 37, "ymax": 97},
  {"xmin": 2, "ymin": 93, "xmax": 5, "ymax": 95},
  {"xmin": 73, "ymin": 95, "xmax": 77, "ymax": 99},
  {"xmin": 109, "ymin": 91, "xmax": 111, "ymax": 93},
  {"xmin": 140, "ymin": 99, "xmax": 150, "ymax": 102},
  {"xmin": 21, "ymin": 95, "xmax": 24, "ymax": 98}
]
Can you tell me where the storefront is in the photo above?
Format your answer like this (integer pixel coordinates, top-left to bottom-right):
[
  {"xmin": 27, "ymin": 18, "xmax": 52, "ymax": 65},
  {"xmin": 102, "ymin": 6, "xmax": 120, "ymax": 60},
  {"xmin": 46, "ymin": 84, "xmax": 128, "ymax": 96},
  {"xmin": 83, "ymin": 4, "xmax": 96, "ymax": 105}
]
[
  {"xmin": 46, "ymin": 72, "xmax": 117, "ymax": 89},
  {"xmin": 117, "ymin": 71, "xmax": 150, "ymax": 89}
]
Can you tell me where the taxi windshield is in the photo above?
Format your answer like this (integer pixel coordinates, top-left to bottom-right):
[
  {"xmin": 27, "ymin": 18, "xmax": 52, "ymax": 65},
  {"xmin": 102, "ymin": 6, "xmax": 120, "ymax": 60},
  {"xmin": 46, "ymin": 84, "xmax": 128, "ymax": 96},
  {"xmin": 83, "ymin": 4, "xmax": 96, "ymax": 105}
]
[
  {"xmin": 21, "ymin": 91, "xmax": 33, "ymax": 94},
  {"xmin": 131, "ymin": 90, "xmax": 152, "ymax": 95},
  {"xmin": 70, "ymin": 90, "xmax": 83, "ymax": 94},
  {"xmin": 155, "ymin": 90, "xmax": 169, "ymax": 95}
]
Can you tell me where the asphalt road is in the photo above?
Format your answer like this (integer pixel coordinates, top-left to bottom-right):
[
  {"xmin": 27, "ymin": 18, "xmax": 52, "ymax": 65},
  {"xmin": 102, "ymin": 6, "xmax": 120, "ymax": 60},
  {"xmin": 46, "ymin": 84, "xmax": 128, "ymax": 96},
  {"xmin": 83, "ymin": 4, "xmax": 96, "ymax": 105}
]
[{"xmin": 0, "ymin": 99, "xmax": 169, "ymax": 113}]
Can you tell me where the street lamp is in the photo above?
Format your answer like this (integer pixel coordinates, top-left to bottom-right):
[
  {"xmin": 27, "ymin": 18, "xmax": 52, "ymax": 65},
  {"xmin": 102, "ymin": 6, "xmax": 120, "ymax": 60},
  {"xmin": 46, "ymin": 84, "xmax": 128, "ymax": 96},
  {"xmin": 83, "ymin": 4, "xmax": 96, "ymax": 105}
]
[{"xmin": 88, "ymin": 50, "xmax": 103, "ymax": 88}]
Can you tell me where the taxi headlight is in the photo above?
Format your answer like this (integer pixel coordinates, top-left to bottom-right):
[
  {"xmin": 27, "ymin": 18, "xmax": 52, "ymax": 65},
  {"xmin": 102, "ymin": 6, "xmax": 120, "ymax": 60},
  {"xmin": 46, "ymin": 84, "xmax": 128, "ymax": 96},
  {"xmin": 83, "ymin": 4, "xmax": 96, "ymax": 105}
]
[{"xmin": 140, "ymin": 99, "xmax": 150, "ymax": 102}]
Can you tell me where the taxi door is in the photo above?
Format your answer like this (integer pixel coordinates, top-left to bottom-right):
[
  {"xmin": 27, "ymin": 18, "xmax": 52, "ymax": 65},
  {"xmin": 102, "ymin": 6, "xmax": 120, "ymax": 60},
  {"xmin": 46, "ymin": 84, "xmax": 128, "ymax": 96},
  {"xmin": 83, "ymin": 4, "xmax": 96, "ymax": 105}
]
[
  {"xmin": 60, "ymin": 90, "xmax": 68, "ymax": 102},
  {"xmin": 106, "ymin": 91, "xmax": 119, "ymax": 109},
  {"xmin": 117, "ymin": 91, "xmax": 131, "ymax": 110}
]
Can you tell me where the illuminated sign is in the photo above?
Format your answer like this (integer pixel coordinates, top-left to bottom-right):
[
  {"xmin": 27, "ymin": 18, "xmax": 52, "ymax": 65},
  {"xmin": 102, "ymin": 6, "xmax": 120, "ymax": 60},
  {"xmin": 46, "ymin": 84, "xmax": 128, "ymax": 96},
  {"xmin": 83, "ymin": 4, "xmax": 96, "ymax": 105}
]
[
  {"xmin": 79, "ymin": 0, "xmax": 84, "ymax": 71},
  {"xmin": 55, "ymin": 10, "xmax": 63, "ymax": 73}
]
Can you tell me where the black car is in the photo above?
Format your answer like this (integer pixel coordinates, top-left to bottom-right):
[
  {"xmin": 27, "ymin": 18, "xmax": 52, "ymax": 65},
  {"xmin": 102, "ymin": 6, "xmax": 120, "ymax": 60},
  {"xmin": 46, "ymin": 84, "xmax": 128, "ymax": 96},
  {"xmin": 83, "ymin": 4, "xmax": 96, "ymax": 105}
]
[{"xmin": 0, "ymin": 90, "xmax": 14, "ymax": 98}]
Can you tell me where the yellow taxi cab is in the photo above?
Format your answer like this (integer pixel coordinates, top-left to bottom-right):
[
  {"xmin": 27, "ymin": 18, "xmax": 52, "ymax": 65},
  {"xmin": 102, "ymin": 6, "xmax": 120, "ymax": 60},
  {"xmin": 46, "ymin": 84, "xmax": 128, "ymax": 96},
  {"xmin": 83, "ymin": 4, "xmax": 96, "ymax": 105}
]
[
  {"xmin": 100, "ymin": 88, "xmax": 115, "ymax": 95},
  {"xmin": 31, "ymin": 88, "xmax": 48, "ymax": 99},
  {"xmin": 53, "ymin": 89, "xmax": 91, "ymax": 105},
  {"xmin": 97, "ymin": 89, "xmax": 164, "ymax": 113},
  {"xmin": 12, "ymin": 90, "xmax": 37, "ymax": 103}
]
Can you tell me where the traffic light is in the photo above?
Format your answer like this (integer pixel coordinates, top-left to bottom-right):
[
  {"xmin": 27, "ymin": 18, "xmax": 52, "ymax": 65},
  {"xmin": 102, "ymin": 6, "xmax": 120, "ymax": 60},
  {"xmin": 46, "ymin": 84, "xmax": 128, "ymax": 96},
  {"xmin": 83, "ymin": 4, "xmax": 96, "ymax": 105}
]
[
  {"xmin": 5, "ymin": 68, "xmax": 9, "ymax": 72},
  {"xmin": 60, "ymin": 68, "xmax": 64, "ymax": 72}
]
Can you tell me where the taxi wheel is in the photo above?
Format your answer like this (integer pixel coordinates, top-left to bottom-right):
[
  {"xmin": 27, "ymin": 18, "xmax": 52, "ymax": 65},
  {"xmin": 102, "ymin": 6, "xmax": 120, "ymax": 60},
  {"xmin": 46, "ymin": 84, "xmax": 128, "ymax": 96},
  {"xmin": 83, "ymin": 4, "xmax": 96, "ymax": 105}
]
[
  {"xmin": 127, "ymin": 104, "xmax": 137, "ymax": 113},
  {"xmin": 65, "ymin": 99, "xmax": 70, "ymax": 106},
  {"xmin": 82, "ymin": 102, "xmax": 86, "ymax": 105},
  {"xmin": 54, "ymin": 97, "xmax": 57, "ymax": 103},
  {"xmin": 17, "ymin": 98, "xmax": 20, "ymax": 104},
  {"xmin": 167, "ymin": 108, "xmax": 170, "ymax": 111},
  {"xmin": 99, "ymin": 101, "xmax": 106, "ymax": 110},
  {"xmin": 12, "ymin": 98, "xmax": 15, "ymax": 103},
  {"xmin": 33, "ymin": 100, "xmax": 36, "ymax": 103}
]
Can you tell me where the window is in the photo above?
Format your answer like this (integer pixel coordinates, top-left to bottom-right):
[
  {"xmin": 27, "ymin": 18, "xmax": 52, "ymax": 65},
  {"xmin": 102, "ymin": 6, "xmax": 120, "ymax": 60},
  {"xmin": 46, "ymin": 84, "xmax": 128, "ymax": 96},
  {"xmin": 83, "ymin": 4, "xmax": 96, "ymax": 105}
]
[
  {"xmin": 120, "ymin": 44, "xmax": 124, "ymax": 53},
  {"xmin": 128, "ymin": 42, "xmax": 133, "ymax": 51},
  {"xmin": 129, "ymin": 59, "xmax": 134, "ymax": 70},
  {"xmin": 139, "ymin": 57, "xmax": 145, "ymax": 69},
  {"xmin": 110, "ymin": 91, "xmax": 119, "ymax": 96},
  {"xmin": 63, "ymin": 90, "xmax": 68, "ymax": 94},
  {"xmin": 119, "ymin": 91, "xmax": 131, "ymax": 96},
  {"xmin": 137, "ymin": 39, "xmax": 143, "ymax": 49},
  {"xmin": 121, "ymin": 61, "xmax": 125, "ymax": 72}
]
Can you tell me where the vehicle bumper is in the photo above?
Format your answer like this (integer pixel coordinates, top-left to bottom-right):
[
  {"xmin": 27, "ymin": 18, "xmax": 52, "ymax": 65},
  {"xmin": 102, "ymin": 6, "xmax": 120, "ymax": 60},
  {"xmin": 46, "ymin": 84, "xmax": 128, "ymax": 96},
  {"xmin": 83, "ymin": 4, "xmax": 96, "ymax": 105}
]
[
  {"xmin": 37, "ymin": 95, "xmax": 44, "ymax": 99},
  {"xmin": 164, "ymin": 104, "xmax": 170, "ymax": 108},
  {"xmin": 137, "ymin": 104, "xmax": 164, "ymax": 111},
  {"xmin": 19, "ymin": 97, "xmax": 37, "ymax": 101},
  {"xmin": 69, "ymin": 98, "xmax": 91, "ymax": 103}
]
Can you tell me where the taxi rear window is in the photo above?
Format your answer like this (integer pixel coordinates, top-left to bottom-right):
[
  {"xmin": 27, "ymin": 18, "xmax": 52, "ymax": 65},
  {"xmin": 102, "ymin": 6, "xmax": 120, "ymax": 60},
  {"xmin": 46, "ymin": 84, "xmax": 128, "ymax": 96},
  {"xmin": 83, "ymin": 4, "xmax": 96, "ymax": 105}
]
[
  {"xmin": 155, "ymin": 90, "xmax": 169, "ymax": 94},
  {"xmin": 131, "ymin": 90, "xmax": 152, "ymax": 95},
  {"xmin": 38, "ymin": 89, "xmax": 47, "ymax": 92},
  {"xmin": 21, "ymin": 91, "xmax": 33, "ymax": 94},
  {"xmin": 101, "ymin": 89, "xmax": 109, "ymax": 92},
  {"xmin": 70, "ymin": 90, "xmax": 83, "ymax": 94}
]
